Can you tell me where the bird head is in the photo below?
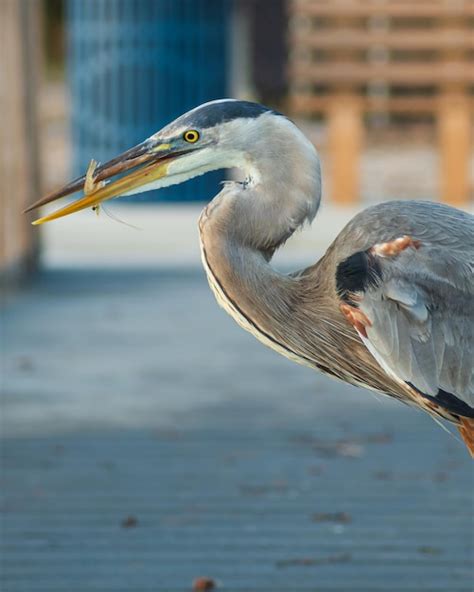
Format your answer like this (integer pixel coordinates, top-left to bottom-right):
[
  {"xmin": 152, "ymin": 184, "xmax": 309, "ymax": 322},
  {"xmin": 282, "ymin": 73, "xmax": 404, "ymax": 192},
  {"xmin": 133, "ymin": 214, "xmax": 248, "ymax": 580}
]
[{"xmin": 26, "ymin": 99, "xmax": 312, "ymax": 225}]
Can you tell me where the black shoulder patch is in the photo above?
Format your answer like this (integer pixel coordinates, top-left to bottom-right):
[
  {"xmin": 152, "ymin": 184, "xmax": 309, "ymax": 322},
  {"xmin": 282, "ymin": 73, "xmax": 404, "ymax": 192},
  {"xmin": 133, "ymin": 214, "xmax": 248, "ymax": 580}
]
[
  {"xmin": 179, "ymin": 100, "xmax": 280, "ymax": 129},
  {"xmin": 407, "ymin": 383, "xmax": 474, "ymax": 419},
  {"xmin": 336, "ymin": 251, "xmax": 382, "ymax": 304}
]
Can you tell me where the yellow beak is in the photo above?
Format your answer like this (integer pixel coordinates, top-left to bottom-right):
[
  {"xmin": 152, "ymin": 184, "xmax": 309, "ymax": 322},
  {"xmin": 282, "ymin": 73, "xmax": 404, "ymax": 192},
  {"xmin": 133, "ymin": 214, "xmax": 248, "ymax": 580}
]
[{"xmin": 25, "ymin": 140, "xmax": 181, "ymax": 225}]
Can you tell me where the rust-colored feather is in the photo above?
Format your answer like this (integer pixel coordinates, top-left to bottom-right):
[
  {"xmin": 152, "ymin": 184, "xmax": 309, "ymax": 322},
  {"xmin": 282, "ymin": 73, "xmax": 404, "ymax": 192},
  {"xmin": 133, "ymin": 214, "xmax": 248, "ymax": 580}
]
[{"xmin": 458, "ymin": 418, "xmax": 474, "ymax": 458}]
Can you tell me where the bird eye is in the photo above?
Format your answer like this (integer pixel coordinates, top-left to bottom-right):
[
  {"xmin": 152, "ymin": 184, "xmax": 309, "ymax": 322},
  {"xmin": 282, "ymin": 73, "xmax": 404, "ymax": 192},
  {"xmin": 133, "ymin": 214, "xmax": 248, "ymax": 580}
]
[{"xmin": 183, "ymin": 130, "xmax": 200, "ymax": 143}]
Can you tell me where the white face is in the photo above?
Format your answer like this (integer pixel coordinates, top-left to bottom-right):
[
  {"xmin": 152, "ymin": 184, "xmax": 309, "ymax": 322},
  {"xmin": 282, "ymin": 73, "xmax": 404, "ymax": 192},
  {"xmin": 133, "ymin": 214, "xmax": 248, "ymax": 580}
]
[{"xmin": 123, "ymin": 113, "xmax": 270, "ymax": 196}]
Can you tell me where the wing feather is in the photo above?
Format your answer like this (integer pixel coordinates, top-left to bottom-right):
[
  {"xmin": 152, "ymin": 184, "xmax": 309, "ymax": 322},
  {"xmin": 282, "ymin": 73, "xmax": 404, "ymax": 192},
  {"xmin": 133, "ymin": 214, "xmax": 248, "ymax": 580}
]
[{"xmin": 356, "ymin": 245, "xmax": 473, "ymax": 412}]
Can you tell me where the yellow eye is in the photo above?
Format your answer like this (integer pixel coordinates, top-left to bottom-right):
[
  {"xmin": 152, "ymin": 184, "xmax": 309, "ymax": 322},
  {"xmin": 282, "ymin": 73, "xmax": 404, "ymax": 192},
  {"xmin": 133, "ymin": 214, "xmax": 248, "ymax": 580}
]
[{"xmin": 183, "ymin": 130, "xmax": 200, "ymax": 143}]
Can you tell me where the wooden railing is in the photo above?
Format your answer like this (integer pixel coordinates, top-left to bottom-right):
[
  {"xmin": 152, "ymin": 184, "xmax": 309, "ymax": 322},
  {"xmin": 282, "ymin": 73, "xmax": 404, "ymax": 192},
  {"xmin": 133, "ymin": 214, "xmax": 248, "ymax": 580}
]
[{"xmin": 288, "ymin": 0, "xmax": 474, "ymax": 205}]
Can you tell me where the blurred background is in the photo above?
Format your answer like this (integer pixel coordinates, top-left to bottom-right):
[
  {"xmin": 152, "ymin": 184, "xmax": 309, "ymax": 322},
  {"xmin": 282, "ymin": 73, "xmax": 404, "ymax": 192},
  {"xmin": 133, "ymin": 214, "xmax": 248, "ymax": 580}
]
[
  {"xmin": 1, "ymin": 1, "xmax": 473, "ymax": 591},
  {"xmin": 2, "ymin": 0, "xmax": 473, "ymax": 277}
]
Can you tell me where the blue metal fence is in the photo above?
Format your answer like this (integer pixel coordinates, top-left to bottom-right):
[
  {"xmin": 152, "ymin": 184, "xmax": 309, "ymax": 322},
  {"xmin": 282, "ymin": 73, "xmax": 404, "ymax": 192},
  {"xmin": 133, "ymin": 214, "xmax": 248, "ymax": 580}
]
[{"xmin": 67, "ymin": 0, "xmax": 229, "ymax": 202}]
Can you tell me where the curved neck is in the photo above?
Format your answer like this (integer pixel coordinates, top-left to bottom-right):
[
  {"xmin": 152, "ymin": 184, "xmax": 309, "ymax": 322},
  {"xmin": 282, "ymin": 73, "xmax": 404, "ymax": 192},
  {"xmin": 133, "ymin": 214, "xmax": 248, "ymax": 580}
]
[
  {"xmin": 199, "ymin": 202, "xmax": 379, "ymax": 385},
  {"xmin": 197, "ymin": 118, "xmax": 324, "ymax": 363},
  {"xmin": 199, "ymin": 207, "xmax": 305, "ymax": 365}
]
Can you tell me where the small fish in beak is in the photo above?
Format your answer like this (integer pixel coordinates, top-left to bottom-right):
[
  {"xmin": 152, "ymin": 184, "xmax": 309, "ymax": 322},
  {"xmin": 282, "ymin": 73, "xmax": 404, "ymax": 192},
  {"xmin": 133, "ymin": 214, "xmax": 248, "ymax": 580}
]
[
  {"xmin": 84, "ymin": 160, "xmax": 104, "ymax": 217},
  {"xmin": 84, "ymin": 159, "xmax": 105, "ymax": 195}
]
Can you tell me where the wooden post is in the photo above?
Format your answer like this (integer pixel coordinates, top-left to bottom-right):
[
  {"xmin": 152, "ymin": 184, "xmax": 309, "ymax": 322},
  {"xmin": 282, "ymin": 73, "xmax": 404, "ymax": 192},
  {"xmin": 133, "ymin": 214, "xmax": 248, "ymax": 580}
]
[
  {"xmin": 0, "ymin": 0, "xmax": 42, "ymax": 284},
  {"xmin": 437, "ymin": 92, "xmax": 471, "ymax": 206},
  {"xmin": 327, "ymin": 94, "xmax": 364, "ymax": 205},
  {"xmin": 326, "ymin": 10, "xmax": 364, "ymax": 205},
  {"xmin": 437, "ymin": 9, "xmax": 471, "ymax": 206}
]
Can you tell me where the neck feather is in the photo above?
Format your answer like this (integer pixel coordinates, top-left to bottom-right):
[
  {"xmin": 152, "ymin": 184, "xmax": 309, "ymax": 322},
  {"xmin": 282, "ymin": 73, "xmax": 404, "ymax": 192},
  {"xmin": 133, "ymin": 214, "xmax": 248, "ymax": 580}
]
[{"xmin": 199, "ymin": 213, "xmax": 310, "ymax": 367}]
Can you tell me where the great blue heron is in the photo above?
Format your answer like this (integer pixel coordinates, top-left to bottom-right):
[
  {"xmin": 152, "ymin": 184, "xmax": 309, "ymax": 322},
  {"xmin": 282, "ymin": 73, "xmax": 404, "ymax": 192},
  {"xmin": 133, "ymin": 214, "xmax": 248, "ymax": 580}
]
[{"xmin": 25, "ymin": 99, "xmax": 474, "ymax": 456}]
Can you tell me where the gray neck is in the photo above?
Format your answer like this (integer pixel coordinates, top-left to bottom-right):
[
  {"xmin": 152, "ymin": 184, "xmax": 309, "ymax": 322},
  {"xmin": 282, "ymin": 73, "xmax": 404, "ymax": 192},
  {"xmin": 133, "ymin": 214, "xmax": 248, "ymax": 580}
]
[
  {"xmin": 198, "ymin": 125, "xmax": 322, "ymax": 357},
  {"xmin": 199, "ymin": 207, "xmax": 305, "ymax": 364}
]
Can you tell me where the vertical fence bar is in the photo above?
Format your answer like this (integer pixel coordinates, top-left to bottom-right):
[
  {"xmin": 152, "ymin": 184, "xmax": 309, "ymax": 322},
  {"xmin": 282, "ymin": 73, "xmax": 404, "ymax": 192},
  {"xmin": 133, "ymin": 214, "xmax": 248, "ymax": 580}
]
[
  {"xmin": 437, "ymin": 8, "xmax": 471, "ymax": 205},
  {"xmin": 327, "ymin": 93, "xmax": 364, "ymax": 205},
  {"xmin": 67, "ymin": 0, "xmax": 229, "ymax": 203},
  {"xmin": 437, "ymin": 92, "xmax": 471, "ymax": 206}
]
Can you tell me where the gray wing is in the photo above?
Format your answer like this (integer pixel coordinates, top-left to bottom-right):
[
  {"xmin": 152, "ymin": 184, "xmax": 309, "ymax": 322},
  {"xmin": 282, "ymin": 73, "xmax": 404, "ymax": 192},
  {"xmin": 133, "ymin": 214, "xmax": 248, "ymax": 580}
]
[{"xmin": 356, "ymin": 241, "xmax": 473, "ymax": 415}]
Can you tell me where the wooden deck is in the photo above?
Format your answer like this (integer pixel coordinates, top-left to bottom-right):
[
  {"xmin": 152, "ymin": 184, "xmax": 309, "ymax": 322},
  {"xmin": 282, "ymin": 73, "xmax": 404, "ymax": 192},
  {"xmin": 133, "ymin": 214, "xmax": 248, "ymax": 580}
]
[{"xmin": 1, "ymin": 268, "xmax": 473, "ymax": 591}]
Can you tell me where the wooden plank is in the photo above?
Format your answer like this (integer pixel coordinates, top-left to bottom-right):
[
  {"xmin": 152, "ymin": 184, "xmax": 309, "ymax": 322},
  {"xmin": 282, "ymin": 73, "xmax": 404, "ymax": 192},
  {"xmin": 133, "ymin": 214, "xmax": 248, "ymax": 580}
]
[
  {"xmin": 290, "ymin": 29, "xmax": 474, "ymax": 51},
  {"xmin": 291, "ymin": 0, "xmax": 474, "ymax": 18},
  {"xmin": 290, "ymin": 94, "xmax": 474, "ymax": 114},
  {"xmin": 290, "ymin": 62, "xmax": 474, "ymax": 85}
]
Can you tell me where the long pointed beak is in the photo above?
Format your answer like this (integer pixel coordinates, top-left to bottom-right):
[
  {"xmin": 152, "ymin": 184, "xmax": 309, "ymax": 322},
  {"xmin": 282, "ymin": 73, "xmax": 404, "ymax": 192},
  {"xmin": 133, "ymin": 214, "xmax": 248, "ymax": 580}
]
[{"xmin": 25, "ymin": 140, "xmax": 184, "ymax": 225}]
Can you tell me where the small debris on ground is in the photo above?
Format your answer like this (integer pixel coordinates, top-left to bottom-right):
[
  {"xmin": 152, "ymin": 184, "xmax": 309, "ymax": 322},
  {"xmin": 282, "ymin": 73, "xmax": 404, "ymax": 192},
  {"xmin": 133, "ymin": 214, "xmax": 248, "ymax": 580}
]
[
  {"xmin": 192, "ymin": 577, "xmax": 217, "ymax": 590},
  {"xmin": 121, "ymin": 515, "xmax": 138, "ymax": 528},
  {"xmin": 418, "ymin": 546, "xmax": 442, "ymax": 556},
  {"xmin": 433, "ymin": 471, "xmax": 449, "ymax": 482},
  {"xmin": 15, "ymin": 356, "xmax": 34, "ymax": 372},
  {"xmin": 291, "ymin": 431, "xmax": 392, "ymax": 458},
  {"xmin": 276, "ymin": 552, "xmax": 351, "ymax": 568},
  {"xmin": 311, "ymin": 511, "xmax": 352, "ymax": 524},
  {"xmin": 365, "ymin": 432, "xmax": 393, "ymax": 444}
]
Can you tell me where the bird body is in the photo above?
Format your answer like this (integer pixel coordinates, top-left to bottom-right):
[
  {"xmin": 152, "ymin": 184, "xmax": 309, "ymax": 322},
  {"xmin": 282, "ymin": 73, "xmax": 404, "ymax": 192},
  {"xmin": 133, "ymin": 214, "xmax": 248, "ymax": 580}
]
[
  {"xmin": 200, "ymin": 184, "xmax": 473, "ymax": 426},
  {"xmin": 26, "ymin": 99, "xmax": 474, "ymax": 455}
]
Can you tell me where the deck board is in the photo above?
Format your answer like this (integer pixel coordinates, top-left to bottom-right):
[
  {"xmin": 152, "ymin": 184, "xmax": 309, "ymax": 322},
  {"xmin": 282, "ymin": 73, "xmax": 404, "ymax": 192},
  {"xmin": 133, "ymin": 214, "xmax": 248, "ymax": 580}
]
[{"xmin": 1, "ymin": 269, "xmax": 473, "ymax": 591}]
